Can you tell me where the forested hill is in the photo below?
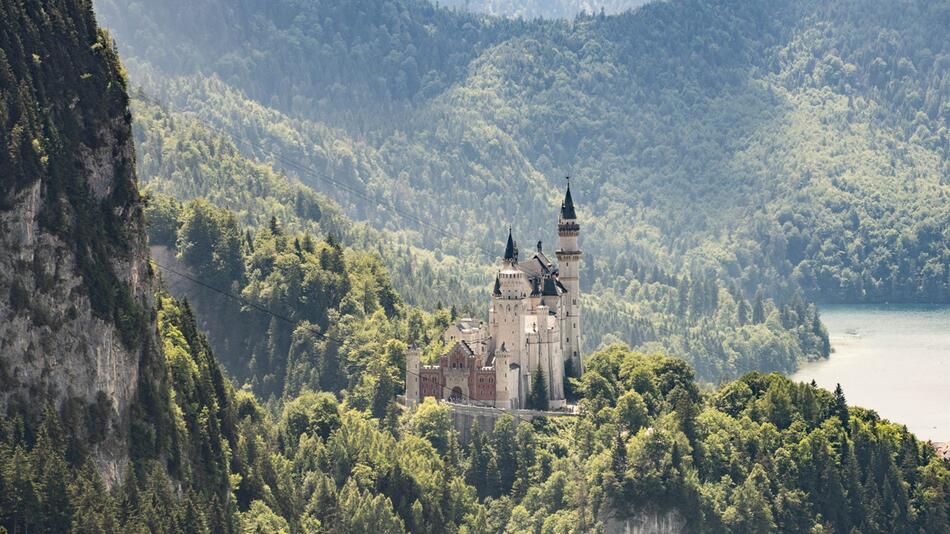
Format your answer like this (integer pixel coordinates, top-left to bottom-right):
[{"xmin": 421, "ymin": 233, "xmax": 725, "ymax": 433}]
[
  {"xmin": 5, "ymin": 2, "xmax": 950, "ymax": 532},
  {"xmin": 94, "ymin": 0, "xmax": 949, "ymax": 306},
  {"xmin": 92, "ymin": 0, "xmax": 949, "ymax": 381}
]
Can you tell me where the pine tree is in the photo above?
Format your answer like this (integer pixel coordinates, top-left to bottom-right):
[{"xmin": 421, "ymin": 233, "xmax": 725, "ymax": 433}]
[
  {"xmin": 465, "ymin": 425, "xmax": 497, "ymax": 498},
  {"xmin": 723, "ymin": 464, "xmax": 777, "ymax": 532},
  {"xmin": 371, "ymin": 368, "xmax": 394, "ymax": 420},
  {"xmin": 492, "ymin": 416, "xmax": 518, "ymax": 495},
  {"xmin": 610, "ymin": 433, "xmax": 627, "ymax": 478},
  {"xmin": 834, "ymin": 383, "xmax": 850, "ymax": 431},
  {"xmin": 528, "ymin": 364, "xmax": 549, "ymax": 411},
  {"xmin": 752, "ymin": 292, "xmax": 766, "ymax": 323}
]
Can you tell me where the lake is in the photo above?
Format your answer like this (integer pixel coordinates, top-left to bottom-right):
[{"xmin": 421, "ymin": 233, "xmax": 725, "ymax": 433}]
[{"xmin": 790, "ymin": 304, "xmax": 950, "ymax": 443}]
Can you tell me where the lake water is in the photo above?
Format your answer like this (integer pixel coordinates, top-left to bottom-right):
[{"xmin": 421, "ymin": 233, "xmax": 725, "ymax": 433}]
[{"xmin": 790, "ymin": 304, "xmax": 950, "ymax": 443}]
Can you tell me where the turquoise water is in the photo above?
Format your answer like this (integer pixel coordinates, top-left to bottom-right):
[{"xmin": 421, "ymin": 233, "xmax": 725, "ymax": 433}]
[{"xmin": 790, "ymin": 304, "xmax": 950, "ymax": 443}]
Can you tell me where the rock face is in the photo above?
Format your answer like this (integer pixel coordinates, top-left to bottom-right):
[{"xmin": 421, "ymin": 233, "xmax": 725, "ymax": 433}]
[
  {"xmin": 0, "ymin": 1, "xmax": 157, "ymax": 486},
  {"xmin": 602, "ymin": 509, "xmax": 685, "ymax": 534}
]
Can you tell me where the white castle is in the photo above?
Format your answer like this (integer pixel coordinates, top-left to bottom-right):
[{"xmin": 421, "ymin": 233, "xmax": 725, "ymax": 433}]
[{"xmin": 406, "ymin": 183, "xmax": 583, "ymax": 410}]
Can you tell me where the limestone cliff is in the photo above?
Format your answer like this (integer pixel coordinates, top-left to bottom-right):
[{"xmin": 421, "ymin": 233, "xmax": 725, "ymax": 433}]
[
  {"xmin": 0, "ymin": 0, "xmax": 159, "ymax": 485},
  {"xmin": 601, "ymin": 508, "xmax": 686, "ymax": 534}
]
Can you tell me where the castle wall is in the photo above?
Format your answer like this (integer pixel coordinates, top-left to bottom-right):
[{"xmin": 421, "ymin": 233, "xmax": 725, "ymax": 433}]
[{"xmin": 445, "ymin": 402, "xmax": 577, "ymax": 443}]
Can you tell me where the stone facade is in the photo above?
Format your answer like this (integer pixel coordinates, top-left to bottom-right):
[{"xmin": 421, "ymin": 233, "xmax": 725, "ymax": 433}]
[{"xmin": 407, "ymin": 184, "xmax": 582, "ymax": 409}]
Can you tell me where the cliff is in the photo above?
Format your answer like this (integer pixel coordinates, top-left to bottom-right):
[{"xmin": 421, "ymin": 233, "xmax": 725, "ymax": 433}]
[{"xmin": 0, "ymin": 0, "xmax": 159, "ymax": 485}]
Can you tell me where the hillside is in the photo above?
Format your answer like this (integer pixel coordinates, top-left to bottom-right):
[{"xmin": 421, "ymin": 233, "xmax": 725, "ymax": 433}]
[
  {"xmin": 0, "ymin": 0, "xmax": 157, "ymax": 484},
  {"xmin": 92, "ymin": 0, "xmax": 948, "ymax": 379},
  {"xmin": 4, "ymin": 2, "xmax": 949, "ymax": 532}
]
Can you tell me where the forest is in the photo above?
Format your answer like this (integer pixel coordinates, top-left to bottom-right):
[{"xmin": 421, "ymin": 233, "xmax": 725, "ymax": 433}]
[
  {"xmin": 5, "ymin": 314, "xmax": 950, "ymax": 532},
  {"xmin": 91, "ymin": 0, "xmax": 950, "ymax": 377},
  {"xmin": 2, "ymin": 0, "xmax": 949, "ymax": 533}
]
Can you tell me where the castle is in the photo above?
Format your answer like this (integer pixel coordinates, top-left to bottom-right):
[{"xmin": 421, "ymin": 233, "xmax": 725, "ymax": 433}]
[{"xmin": 406, "ymin": 183, "xmax": 583, "ymax": 410}]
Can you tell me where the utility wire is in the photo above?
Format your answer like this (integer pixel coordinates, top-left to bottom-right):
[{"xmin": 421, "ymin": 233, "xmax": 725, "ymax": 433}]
[
  {"xmin": 135, "ymin": 90, "xmax": 573, "ymax": 420},
  {"xmin": 133, "ymin": 91, "xmax": 500, "ymax": 259},
  {"xmin": 153, "ymin": 260, "xmax": 562, "ymax": 424}
]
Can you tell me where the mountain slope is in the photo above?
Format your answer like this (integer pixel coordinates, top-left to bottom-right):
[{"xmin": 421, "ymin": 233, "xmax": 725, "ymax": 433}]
[
  {"xmin": 91, "ymin": 0, "xmax": 949, "ymax": 382},
  {"xmin": 0, "ymin": 0, "xmax": 158, "ymax": 484},
  {"xmin": 93, "ymin": 0, "xmax": 948, "ymax": 298}
]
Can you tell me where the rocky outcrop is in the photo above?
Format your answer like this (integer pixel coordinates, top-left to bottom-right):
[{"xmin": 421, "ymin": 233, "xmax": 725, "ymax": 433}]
[
  {"xmin": 0, "ymin": 3, "xmax": 157, "ymax": 485},
  {"xmin": 0, "ymin": 180, "xmax": 153, "ymax": 486},
  {"xmin": 601, "ymin": 508, "xmax": 686, "ymax": 534},
  {"xmin": 0, "ymin": 177, "xmax": 152, "ymax": 485}
]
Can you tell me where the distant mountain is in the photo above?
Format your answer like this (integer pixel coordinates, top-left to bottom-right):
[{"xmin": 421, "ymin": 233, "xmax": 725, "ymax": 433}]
[
  {"xmin": 439, "ymin": 0, "xmax": 650, "ymax": 18},
  {"xmin": 92, "ymin": 0, "xmax": 949, "ymax": 378},
  {"xmin": 4, "ymin": 5, "xmax": 950, "ymax": 533}
]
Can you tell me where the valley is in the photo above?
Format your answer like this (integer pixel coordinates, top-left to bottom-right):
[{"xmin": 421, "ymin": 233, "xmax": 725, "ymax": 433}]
[{"xmin": 1, "ymin": 0, "xmax": 948, "ymax": 532}]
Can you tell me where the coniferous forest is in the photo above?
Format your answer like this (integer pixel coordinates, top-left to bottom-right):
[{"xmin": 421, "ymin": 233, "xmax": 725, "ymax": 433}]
[
  {"xmin": 1, "ymin": 0, "xmax": 949, "ymax": 533},
  {"xmin": 90, "ymin": 0, "xmax": 949, "ymax": 380}
]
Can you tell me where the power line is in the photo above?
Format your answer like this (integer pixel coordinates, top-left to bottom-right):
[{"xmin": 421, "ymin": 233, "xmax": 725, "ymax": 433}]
[
  {"xmin": 133, "ymin": 91, "xmax": 500, "ymax": 259},
  {"xmin": 135, "ymin": 90, "xmax": 575, "ymax": 420},
  {"xmin": 153, "ymin": 260, "xmax": 553, "ymax": 424}
]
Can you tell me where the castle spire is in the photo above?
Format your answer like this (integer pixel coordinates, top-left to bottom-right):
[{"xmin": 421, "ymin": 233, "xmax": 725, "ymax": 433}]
[
  {"xmin": 560, "ymin": 177, "xmax": 576, "ymax": 220},
  {"xmin": 503, "ymin": 227, "xmax": 518, "ymax": 262}
]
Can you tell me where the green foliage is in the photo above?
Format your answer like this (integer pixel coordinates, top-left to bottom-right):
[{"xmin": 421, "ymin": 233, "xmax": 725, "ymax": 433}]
[
  {"xmin": 98, "ymin": 0, "xmax": 949, "ymax": 382},
  {"xmin": 279, "ymin": 391, "xmax": 341, "ymax": 450},
  {"xmin": 407, "ymin": 398, "xmax": 455, "ymax": 454},
  {"xmin": 528, "ymin": 363, "xmax": 550, "ymax": 411},
  {"xmin": 1, "ymin": 0, "xmax": 149, "ymax": 349},
  {"xmin": 130, "ymin": 92, "xmax": 487, "ymax": 320},
  {"xmin": 177, "ymin": 199, "xmax": 244, "ymax": 288}
]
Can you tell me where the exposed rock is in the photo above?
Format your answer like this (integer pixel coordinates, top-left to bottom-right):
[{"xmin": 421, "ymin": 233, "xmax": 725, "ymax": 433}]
[
  {"xmin": 601, "ymin": 508, "xmax": 686, "ymax": 534},
  {"xmin": 0, "ymin": 85, "xmax": 156, "ymax": 489}
]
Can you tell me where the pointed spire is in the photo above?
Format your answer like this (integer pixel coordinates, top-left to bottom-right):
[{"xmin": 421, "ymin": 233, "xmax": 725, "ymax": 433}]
[
  {"xmin": 503, "ymin": 227, "xmax": 518, "ymax": 262},
  {"xmin": 493, "ymin": 276, "xmax": 502, "ymax": 296},
  {"xmin": 561, "ymin": 177, "xmax": 576, "ymax": 220}
]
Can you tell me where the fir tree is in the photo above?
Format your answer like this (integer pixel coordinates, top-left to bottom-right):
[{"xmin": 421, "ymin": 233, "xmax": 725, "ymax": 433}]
[
  {"xmin": 528, "ymin": 364, "xmax": 549, "ymax": 411},
  {"xmin": 834, "ymin": 383, "xmax": 850, "ymax": 431}
]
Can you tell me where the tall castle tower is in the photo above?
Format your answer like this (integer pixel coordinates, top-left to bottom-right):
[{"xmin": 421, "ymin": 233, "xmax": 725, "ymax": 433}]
[
  {"xmin": 556, "ymin": 180, "xmax": 583, "ymax": 376},
  {"xmin": 405, "ymin": 184, "xmax": 580, "ymax": 411}
]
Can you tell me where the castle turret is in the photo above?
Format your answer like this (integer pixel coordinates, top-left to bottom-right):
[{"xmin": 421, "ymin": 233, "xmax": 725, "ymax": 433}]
[
  {"xmin": 556, "ymin": 179, "xmax": 583, "ymax": 377},
  {"xmin": 503, "ymin": 227, "xmax": 518, "ymax": 263},
  {"xmin": 406, "ymin": 347, "xmax": 421, "ymax": 407},
  {"xmin": 496, "ymin": 229, "xmax": 528, "ymax": 385}
]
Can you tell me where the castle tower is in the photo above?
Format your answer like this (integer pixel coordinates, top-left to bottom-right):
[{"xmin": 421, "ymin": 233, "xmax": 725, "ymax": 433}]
[
  {"xmin": 495, "ymin": 228, "xmax": 529, "ymax": 407},
  {"xmin": 556, "ymin": 180, "xmax": 583, "ymax": 377},
  {"xmin": 405, "ymin": 347, "xmax": 421, "ymax": 408}
]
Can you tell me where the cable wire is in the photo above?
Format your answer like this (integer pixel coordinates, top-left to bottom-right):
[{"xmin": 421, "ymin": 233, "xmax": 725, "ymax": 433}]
[
  {"xmin": 153, "ymin": 260, "xmax": 566, "ymax": 424},
  {"xmin": 133, "ymin": 91, "xmax": 500, "ymax": 259}
]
